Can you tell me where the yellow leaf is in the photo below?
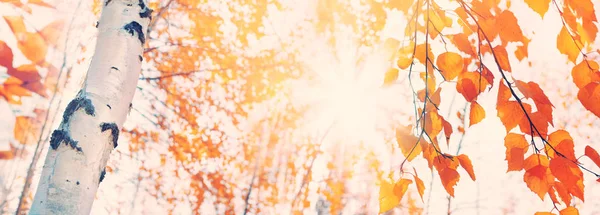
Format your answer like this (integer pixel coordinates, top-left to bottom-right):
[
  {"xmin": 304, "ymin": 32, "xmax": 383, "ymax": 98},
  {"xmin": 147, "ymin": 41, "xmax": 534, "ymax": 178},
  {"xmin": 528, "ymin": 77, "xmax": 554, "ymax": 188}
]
[
  {"xmin": 557, "ymin": 26, "xmax": 581, "ymax": 63},
  {"xmin": 379, "ymin": 179, "xmax": 412, "ymax": 214},
  {"xmin": 436, "ymin": 52, "xmax": 463, "ymax": 80},
  {"xmin": 469, "ymin": 101, "xmax": 485, "ymax": 126},
  {"xmin": 525, "ymin": 0, "xmax": 551, "ymax": 18}
]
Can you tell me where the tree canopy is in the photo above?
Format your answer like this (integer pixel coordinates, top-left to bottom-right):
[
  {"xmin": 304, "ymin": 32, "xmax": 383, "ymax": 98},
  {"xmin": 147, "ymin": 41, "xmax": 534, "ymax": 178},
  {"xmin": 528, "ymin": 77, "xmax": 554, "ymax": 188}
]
[{"xmin": 1, "ymin": 0, "xmax": 600, "ymax": 214}]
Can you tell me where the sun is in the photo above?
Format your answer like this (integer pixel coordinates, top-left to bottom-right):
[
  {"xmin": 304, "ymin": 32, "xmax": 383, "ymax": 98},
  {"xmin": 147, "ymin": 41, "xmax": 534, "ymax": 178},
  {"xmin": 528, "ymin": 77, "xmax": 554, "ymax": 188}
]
[{"xmin": 288, "ymin": 33, "xmax": 405, "ymax": 146}]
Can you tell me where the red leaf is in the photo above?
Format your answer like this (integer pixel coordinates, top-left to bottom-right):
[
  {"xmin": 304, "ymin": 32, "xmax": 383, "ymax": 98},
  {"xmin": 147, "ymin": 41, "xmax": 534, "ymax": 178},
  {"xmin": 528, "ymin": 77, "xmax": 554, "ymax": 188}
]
[
  {"xmin": 584, "ymin": 145, "xmax": 600, "ymax": 168},
  {"xmin": 577, "ymin": 82, "xmax": 600, "ymax": 118},
  {"xmin": 0, "ymin": 40, "xmax": 14, "ymax": 69}
]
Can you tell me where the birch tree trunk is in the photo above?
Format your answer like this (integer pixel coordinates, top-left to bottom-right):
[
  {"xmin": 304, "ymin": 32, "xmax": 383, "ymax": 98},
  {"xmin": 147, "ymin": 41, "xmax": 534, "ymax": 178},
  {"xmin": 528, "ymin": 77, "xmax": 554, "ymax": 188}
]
[{"xmin": 29, "ymin": 0, "xmax": 151, "ymax": 214}]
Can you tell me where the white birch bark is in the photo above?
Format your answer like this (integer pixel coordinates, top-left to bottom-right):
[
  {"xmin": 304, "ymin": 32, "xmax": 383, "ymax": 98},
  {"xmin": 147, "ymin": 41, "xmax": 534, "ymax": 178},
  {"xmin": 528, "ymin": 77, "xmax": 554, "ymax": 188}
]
[{"xmin": 29, "ymin": 0, "xmax": 151, "ymax": 214}]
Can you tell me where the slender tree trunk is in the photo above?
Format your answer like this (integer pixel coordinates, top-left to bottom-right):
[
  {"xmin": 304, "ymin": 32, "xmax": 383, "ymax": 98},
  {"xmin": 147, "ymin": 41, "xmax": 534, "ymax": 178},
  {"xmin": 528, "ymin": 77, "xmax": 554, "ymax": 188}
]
[{"xmin": 29, "ymin": 1, "xmax": 151, "ymax": 214}]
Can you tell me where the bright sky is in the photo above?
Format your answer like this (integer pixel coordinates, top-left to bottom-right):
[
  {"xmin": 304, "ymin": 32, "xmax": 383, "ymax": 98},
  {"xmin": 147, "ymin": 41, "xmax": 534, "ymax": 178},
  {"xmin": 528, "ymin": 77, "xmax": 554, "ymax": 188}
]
[{"xmin": 1, "ymin": 0, "xmax": 600, "ymax": 215}]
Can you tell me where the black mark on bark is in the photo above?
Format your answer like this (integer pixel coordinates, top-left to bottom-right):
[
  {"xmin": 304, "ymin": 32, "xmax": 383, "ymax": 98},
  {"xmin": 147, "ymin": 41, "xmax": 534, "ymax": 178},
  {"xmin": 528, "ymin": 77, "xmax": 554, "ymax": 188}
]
[
  {"xmin": 99, "ymin": 169, "xmax": 106, "ymax": 183},
  {"xmin": 100, "ymin": 122, "xmax": 119, "ymax": 148},
  {"xmin": 104, "ymin": 0, "xmax": 112, "ymax": 6},
  {"xmin": 110, "ymin": 66, "xmax": 119, "ymax": 71},
  {"xmin": 123, "ymin": 21, "xmax": 145, "ymax": 44},
  {"xmin": 138, "ymin": 0, "xmax": 153, "ymax": 19},
  {"xmin": 95, "ymin": 21, "xmax": 99, "ymax": 28},
  {"xmin": 49, "ymin": 130, "xmax": 82, "ymax": 152},
  {"xmin": 138, "ymin": 55, "xmax": 143, "ymax": 62},
  {"xmin": 107, "ymin": 104, "xmax": 111, "ymax": 109},
  {"xmin": 76, "ymin": 181, "xmax": 80, "ymax": 185},
  {"xmin": 63, "ymin": 96, "xmax": 95, "ymax": 124}
]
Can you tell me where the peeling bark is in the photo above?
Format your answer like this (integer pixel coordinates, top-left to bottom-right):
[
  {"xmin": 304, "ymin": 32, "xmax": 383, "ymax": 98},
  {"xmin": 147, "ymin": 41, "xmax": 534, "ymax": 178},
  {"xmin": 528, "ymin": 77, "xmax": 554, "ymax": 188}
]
[{"xmin": 30, "ymin": 0, "xmax": 151, "ymax": 214}]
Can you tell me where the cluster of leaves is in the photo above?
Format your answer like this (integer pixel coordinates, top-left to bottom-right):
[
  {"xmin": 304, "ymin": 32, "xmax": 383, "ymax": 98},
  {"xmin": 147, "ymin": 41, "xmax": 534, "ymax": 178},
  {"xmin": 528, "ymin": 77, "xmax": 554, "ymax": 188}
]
[
  {"xmin": 0, "ymin": 1, "xmax": 62, "ymax": 157},
  {"xmin": 379, "ymin": 0, "xmax": 600, "ymax": 213}
]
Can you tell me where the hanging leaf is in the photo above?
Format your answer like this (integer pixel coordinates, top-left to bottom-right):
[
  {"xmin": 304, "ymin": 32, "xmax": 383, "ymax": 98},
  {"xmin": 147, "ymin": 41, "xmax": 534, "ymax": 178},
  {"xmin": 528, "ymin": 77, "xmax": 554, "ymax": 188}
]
[
  {"xmin": 524, "ymin": 0, "xmax": 551, "ymax": 18},
  {"xmin": 469, "ymin": 101, "xmax": 485, "ymax": 126},
  {"xmin": 584, "ymin": 145, "xmax": 600, "ymax": 168},
  {"xmin": 396, "ymin": 125, "xmax": 421, "ymax": 161},
  {"xmin": 436, "ymin": 52, "xmax": 463, "ymax": 80},
  {"xmin": 457, "ymin": 154, "xmax": 476, "ymax": 181},
  {"xmin": 504, "ymin": 133, "xmax": 529, "ymax": 172},
  {"xmin": 577, "ymin": 82, "xmax": 600, "ymax": 118},
  {"xmin": 523, "ymin": 154, "xmax": 553, "ymax": 199}
]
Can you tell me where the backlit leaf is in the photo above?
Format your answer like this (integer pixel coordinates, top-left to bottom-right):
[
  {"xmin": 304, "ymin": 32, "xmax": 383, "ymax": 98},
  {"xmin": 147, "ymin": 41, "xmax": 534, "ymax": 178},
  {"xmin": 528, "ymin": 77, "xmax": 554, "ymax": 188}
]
[
  {"xmin": 436, "ymin": 52, "xmax": 463, "ymax": 80},
  {"xmin": 469, "ymin": 101, "xmax": 485, "ymax": 126},
  {"xmin": 546, "ymin": 130, "xmax": 576, "ymax": 160},
  {"xmin": 560, "ymin": 206, "xmax": 579, "ymax": 215},
  {"xmin": 523, "ymin": 154, "xmax": 553, "ymax": 200},
  {"xmin": 571, "ymin": 60, "xmax": 600, "ymax": 89},
  {"xmin": 396, "ymin": 125, "xmax": 421, "ymax": 161},
  {"xmin": 413, "ymin": 174, "xmax": 425, "ymax": 201},
  {"xmin": 457, "ymin": 154, "xmax": 476, "ymax": 181},
  {"xmin": 504, "ymin": 133, "xmax": 529, "ymax": 172},
  {"xmin": 433, "ymin": 156, "xmax": 460, "ymax": 197},
  {"xmin": 493, "ymin": 46, "xmax": 512, "ymax": 72},
  {"xmin": 557, "ymin": 26, "xmax": 581, "ymax": 63},
  {"xmin": 577, "ymin": 82, "xmax": 600, "ymax": 118},
  {"xmin": 584, "ymin": 145, "xmax": 600, "ymax": 168},
  {"xmin": 524, "ymin": 0, "xmax": 551, "ymax": 18}
]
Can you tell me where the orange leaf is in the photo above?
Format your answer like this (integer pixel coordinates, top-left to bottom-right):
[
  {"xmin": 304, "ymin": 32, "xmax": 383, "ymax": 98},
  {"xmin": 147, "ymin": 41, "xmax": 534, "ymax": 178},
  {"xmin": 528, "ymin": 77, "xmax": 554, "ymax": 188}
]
[
  {"xmin": 397, "ymin": 41, "xmax": 415, "ymax": 69},
  {"xmin": 514, "ymin": 80, "xmax": 553, "ymax": 106},
  {"xmin": 497, "ymin": 10, "xmax": 524, "ymax": 42},
  {"xmin": 518, "ymin": 111, "xmax": 549, "ymax": 138},
  {"xmin": 523, "ymin": 154, "xmax": 554, "ymax": 200},
  {"xmin": 0, "ymin": 40, "xmax": 14, "ymax": 68},
  {"xmin": 584, "ymin": 145, "xmax": 600, "ymax": 168},
  {"xmin": 433, "ymin": 156, "xmax": 460, "ymax": 197},
  {"xmin": 0, "ymin": 150, "xmax": 14, "ymax": 160},
  {"xmin": 413, "ymin": 174, "xmax": 425, "ymax": 201},
  {"xmin": 525, "ymin": 0, "xmax": 551, "ymax": 18},
  {"xmin": 571, "ymin": 60, "xmax": 600, "ymax": 89},
  {"xmin": 535, "ymin": 213, "xmax": 556, "ymax": 215},
  {"xmin": 577, "ymin": 82, "xmax": 600, "ymax": 118},
  {"xmin": 9, "ymin": 64, "xmax": 41, "ymax": 82},
  {"xmin": 560, "ymin": 206, "xmax": 579, "ymax": 215},
  {"xmin": 547, "ymin": 130, "xmax": 576, "ymax": 160},
  {"xmin": 457, "ymin": 154, "xmax": 476, "ymax": 181},
  {"xmin": 396, "ymin": 126, "xmax": 422, "ymax": 161},
  {"xmin": 469, "ymin": 101, "xmax": 485, "ymax": 126},
  {"xmin": 497, "ymin": 101, "xmax": 530, "ymax": 132},
  {"xmin": 557, "ymin": 26, "xmax": 581, "ymax": 63},
  {"xmin": 424, "ymin": 111, "xmax": 443, "ymax": 139},
  {"xmin": 457, "ymin": 72, "xmax": 489, "ymax": 102},
  {"xmin": 504, "ymin": 133, "xmax": 529, "ymax": 172},
  {"xmin": 436, "ymin": 52, "xmax": 463, "ymax": 80},
  {"xmin": 553, "ymin": 181, "xmax": 572, "ymax": 205},
  {"xmin": 441, "ymin": 117, "xmax": 453, "ymax": 142},
  {"xmin": 415, "ymin": 43, "xmax": 433, "ymax": 64},
  {"xmin": 549, "ymin": 157, "xmax": 583, "ymax": 193},
  {"xmin": 493, "ymin": 46, "xmax": 512, "ymax": 72},
  {"xmin": 3, "ymin": 16, "xmax": 27, "ymax": 34},
  {"xmin": 17, "ymin": 32, "xmax": 47, "ymax": 64}
]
